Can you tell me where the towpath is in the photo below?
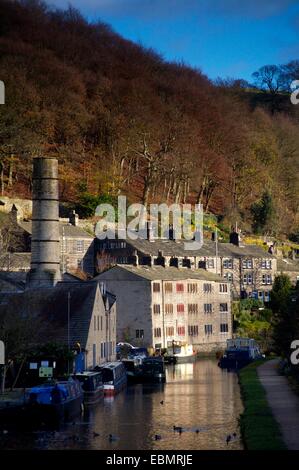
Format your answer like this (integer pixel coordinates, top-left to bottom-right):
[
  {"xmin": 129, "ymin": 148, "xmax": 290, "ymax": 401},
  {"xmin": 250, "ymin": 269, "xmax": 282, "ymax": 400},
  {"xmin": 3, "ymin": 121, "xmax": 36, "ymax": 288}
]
[{"xmin": 258, "ymin": 359, "xmax": 299, "ymax": 450}]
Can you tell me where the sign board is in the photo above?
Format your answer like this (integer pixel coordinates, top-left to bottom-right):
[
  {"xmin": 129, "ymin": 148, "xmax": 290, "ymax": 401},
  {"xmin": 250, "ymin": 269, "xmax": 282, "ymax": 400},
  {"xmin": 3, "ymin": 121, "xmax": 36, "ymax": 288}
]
[
  {"xmin": 29, "ymin": 363, "xmax": 38, "ymax": 370},
  {"xmin": 39, "ymin": 367, "xmax": 53, "ymax": 378},
  {"xmin": 0, "ymin": 341, "xmax": 4, "ymax": 365}
]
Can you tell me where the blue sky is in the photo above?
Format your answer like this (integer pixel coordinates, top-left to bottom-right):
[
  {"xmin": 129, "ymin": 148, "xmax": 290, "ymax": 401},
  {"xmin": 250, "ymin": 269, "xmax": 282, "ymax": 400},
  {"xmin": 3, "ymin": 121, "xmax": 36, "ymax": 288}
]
[{"xmin": 50, "ymin": 0, "xmax": 299, "ymax": 81}]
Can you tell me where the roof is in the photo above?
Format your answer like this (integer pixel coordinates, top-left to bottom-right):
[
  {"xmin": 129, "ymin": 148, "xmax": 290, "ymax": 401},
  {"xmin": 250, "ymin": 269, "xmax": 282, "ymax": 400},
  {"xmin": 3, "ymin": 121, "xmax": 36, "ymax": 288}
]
[
  {"xmin": 277, "ymin": 258, "xmax": 299, "ymax": 273},
  {"xmin": 0, "ymin": 282, "xmax": 103, "ymax": 348},
  {"xmin": 113, "ymin": 236, "xmax": 274, "ymax": 259},
  {"xmin": 95, "ymin": 265, "xmax": 225, "ymax": 282},
  {"xmin": 18, "ymin": 220, "xmax": 93, "ymax": 239}
]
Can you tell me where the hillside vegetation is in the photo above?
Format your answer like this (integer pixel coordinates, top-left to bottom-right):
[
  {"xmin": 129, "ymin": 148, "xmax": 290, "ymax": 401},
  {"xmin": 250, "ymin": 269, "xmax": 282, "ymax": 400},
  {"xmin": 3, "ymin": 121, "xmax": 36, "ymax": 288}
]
[{"xmin": 0, "ymin": 0, "xmax": 299, "ymax": 238}]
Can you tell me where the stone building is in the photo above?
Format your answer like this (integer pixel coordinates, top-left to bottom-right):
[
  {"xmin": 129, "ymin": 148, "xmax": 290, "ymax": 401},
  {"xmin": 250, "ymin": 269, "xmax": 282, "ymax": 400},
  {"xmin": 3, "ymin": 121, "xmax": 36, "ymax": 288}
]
[
  {"xmin": 96, "ymin": 265, "xmax": 232, "ymax": 353},
  {"xmin": 96, "ymin": 231, "xmax": 277, "ymax": 301},
  {"xmin": 15, "ymin": 215, "xmax": 95, "ymax": 276},
  {"xmin": 0, "ymin": 157, "xmax": 116, "ymax": 371},
  {"xmin": 0, "ymin": 281, "xmax": 116, "ymax": 369}
]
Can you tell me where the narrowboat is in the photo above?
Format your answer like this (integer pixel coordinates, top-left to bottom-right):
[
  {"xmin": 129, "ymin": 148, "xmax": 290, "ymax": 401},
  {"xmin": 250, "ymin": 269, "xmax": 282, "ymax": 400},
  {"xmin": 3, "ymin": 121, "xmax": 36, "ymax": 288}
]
[
  {"xmin": 218, "ymin": 338, "xmax": 264, "ymax": 370},
  {"xmin": 95, "ymin": 362, "xmax": 127, "ymax": 396},
  {"xmin": 73, "ymin": 371, "xmax": 104, "ymax": 405},
  {"xmin": 27, "ymin": 377, "xmax": 83, "ymax": 423},
  {"xmin": 122, "ymin": 357, "xmax": 166, "ymax": 383},
  {"xmin": 164, "ymin": 342, "xmax": 196, "ymax": 364}
]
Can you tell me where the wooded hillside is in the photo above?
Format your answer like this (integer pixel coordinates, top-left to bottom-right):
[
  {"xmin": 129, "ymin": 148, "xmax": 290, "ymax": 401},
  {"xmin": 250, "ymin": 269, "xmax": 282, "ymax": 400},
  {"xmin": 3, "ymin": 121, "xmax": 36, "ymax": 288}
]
[{"xmin": 0, "ymin": 0, "xmax": 299, "ymax": 238}]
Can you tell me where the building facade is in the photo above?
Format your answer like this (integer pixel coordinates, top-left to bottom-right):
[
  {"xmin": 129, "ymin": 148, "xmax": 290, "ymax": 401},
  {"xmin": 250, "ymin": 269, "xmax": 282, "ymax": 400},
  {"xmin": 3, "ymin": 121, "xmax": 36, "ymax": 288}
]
[
  {"xmin": 96, "ymin": 232, "xmax": 277, "ymax": 301},
  {"xmin": 96, "ymin": 265, "xmax": 232, "ymax": 353}
]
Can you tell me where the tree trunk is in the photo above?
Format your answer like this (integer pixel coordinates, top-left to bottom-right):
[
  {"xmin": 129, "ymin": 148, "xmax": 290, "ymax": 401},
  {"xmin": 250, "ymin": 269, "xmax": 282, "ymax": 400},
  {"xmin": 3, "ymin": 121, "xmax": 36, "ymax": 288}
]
[
  {"xmin": 0, "ymin": 161, "xmax": 4, "ymax": 196},
  {"xmin": 8, "ymin": 158, "xmax": 13, "ymax": 188}
]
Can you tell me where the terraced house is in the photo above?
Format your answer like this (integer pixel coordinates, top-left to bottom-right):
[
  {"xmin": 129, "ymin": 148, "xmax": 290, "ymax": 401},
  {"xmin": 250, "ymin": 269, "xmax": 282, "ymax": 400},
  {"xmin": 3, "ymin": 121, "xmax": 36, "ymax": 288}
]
[
  {"xmin": 96, "ymin": 265, "xmax": 232, "ymax": 353},
  {"xmin": 96, "ymin": 230, "xmax": 277, "ymax": 301}
]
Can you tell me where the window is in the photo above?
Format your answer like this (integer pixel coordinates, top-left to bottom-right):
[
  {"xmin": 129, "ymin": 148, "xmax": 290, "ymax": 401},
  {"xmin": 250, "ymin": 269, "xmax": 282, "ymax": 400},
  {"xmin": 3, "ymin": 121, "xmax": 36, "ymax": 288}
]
[
  {"xmin": 204, "ymin": 303, "xmax": 212, "ymax": 313},
  {"xmin": 166, "ymin": 327, "xmax": 174, "ymax": 336},
  {"xmin": 224, "ymin": 272, "xmax": 233, "ymax": 282},
  {"xmin": 177, "ymin": 326, "xmax": 185, "ymax": 336},
  {"xmin": 154, "ymin": 328, "xmax": 162, "ymax": 338},
  {"xmin": 242, "ymin": 259, "xmax": 253, "ymax": 269},
  {"xmin": 177, "ymin": 304, "xmax": 185, "ymax": 314},
  {"xmin": 97, "ymin": 316, "xmax": 100, "ymax": 331},
  {"xmin": 187, "ymin": 283, "xmax": 198, "ymax": 294},
  {"xmin": 136, "ymin": 329, "xmax": 144, "ymax": 339},
  {"xmin": 243, "ymin": 273, "xmax": 253, "ymax": 285},
  {"xmin": 117, "ymin": 256, "xmax": 128, "ymax": 263},
  {"xmin": 153, "ymin": 283, "xmax": 160, "ymax": 293},
  {"xmin": 223, "ymin": 259, "xmax": 233, "ymax": 269},
  {"xmin": 77, "ymin": 258, "xmax": 82, "ymax": 268},
  {"xmin": 220, "ymin": 323, "xmax": 229, "ymax": 333},
  {"xmin": 204, "ymin": 324, "xmax": 213, "ymax": 335},
  {"xmin": 188, "ymin": 304, "xmax": 198, "ymax": 314},
  {"xmin": 261, "ymin": 259, "xmax": 272, "ymax": 269},
  {"xmin": 164, "ymin": 282, "xmax": 173, "ymax": 293},
  {"xmin": 165, "ymin": 304, "xmax": 173, "ymax": 314},
  {"xmin": 153, "ymin": 304, "xmax": 161, "ymax": 314},
  {"xmin": 262, "ymin": 274, "xmax": 272, "ymax": 285},
  {"xmin": 220, "ymin": 303, "xmax": 228, "ymax": 312},
  {"xmin": 100, "ymin": 343, "xmax": 104, "ymax": 359},
  {"xmin": 203, "ymin": 283, "xmax": 212, "ymax": 293},
  {"xmin": 76, "ymin": 240, "xmax": 84, "ymax": 253},
  {"xmin": 176, "ymin": 283, "xmax": 184, "ymax": 293},
  {"xmin": 94, "ymin": 316, "xmax": 97, "ymax": 331},
  {"xmin": 219, "ymin": 283, "xmax": 228, "ymax": 293},
  {"xmin": 101, "ymin": 316, "xmax": 103, "ymax": 331},
  {"xmin": 188, "ymin": 325, "xmax": 199, "ymax": 336},
  {"xmin": 207, "ymin": 259, "xmax": 215, "ymax": 268}
]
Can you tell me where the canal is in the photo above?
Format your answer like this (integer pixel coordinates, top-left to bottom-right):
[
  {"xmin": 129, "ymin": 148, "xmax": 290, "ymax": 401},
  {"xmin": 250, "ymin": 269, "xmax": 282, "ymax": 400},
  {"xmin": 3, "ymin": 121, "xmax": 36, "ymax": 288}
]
[{"xmin": 0, "ymin": 359, "xmax": 243, "ymax": 450}]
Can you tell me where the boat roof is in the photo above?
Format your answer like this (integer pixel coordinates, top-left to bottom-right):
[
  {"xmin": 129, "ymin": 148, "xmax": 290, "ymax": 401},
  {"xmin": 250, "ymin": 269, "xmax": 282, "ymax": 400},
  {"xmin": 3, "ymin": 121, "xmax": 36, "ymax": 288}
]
[{"xmin": 99, "ymin": 361, "xmax": 123, "ymax": 369}]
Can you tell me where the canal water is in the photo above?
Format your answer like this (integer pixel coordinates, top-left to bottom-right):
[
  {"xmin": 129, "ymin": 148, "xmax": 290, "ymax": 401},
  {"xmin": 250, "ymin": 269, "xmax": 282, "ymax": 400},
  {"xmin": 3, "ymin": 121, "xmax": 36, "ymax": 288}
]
[{"xmin": 0, "ymin": 359, "xmax": 243, "ymax": 450}]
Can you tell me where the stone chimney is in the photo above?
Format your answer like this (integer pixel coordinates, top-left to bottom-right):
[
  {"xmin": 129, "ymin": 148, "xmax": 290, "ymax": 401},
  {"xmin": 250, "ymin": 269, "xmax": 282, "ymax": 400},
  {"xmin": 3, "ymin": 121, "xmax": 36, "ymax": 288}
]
[
  {"xmin": 229, "ymin": 230, "xmax": 244, "ymax": 247},
  {"xmin": 26, "ymin": 157, "xmax": 61, "ymax": 288},
  {"xmin": 9, "ymin": 204, "xmax": 18, "ymax": 223},
  {"xmin": 69, "ymin": 210, "xmax": 79, "ymax": 226}
]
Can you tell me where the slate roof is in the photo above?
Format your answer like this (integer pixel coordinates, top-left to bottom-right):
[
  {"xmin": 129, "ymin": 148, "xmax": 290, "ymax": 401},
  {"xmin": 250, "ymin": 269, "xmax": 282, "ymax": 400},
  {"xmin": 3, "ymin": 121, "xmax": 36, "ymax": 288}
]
[
  {"xmin": 0, "ymin": 282, "xmax": 101, "ymax": 348},
  {"xmin": 120, "ymin": 237, "xmax": 274, "ymax": 259},
  {"xmin": 95, "ymin": 265, "xmax": 225, "ymax": 282},
  {"xmin": 18, "ymin": 220, "xmax": 94, "ymax": 239}
]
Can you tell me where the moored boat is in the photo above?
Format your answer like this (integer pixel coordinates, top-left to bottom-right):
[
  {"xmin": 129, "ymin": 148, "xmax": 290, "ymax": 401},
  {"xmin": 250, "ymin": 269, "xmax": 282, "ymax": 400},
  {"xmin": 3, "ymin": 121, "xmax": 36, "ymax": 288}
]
[
  {"xmin": 164, "ymin": 342, "xmax": 196, "ymax": 364},
  {"xmin": 95, "ymin": 362, "xmax": 127, "ymax": 396},
  {"xmin": 218, "ymin": 337, "xmax": 264, "ymax": 370},
  {"xmin": 122, "ymin": 356, "xmax": 166, "ymax": 383},
  {"xmin": 27, "ymin": 377, "xmax": 83, "ymax": 423},
  {"xmin": 73, "ymin": 371, "xmax": 104, "ymax": 405}
]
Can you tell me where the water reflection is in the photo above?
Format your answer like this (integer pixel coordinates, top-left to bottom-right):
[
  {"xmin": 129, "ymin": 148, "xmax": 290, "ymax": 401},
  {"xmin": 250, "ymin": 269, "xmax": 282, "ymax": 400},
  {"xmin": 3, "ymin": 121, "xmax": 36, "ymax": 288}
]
[{"xmin": 0, "ymin": 359, "xmax": 243, "ymax": 450}]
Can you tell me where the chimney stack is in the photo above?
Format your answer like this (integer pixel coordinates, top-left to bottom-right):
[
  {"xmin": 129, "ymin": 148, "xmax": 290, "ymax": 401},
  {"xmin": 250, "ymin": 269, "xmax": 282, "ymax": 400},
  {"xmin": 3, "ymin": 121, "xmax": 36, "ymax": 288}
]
[
  {"xmin": 69, "ymin": 210, "xmax": 79, "ymax": 226},
  {"xmin": 27, "ymin": 157, "xmax": 61, "ymax": 288}
]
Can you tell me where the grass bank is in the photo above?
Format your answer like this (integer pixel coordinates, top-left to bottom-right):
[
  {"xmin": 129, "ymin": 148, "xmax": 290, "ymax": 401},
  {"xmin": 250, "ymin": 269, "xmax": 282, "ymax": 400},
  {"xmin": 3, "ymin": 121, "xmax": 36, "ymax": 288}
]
[{"xmin": 238, "ymin": 361, "xmax": 286, "ymax": 450}]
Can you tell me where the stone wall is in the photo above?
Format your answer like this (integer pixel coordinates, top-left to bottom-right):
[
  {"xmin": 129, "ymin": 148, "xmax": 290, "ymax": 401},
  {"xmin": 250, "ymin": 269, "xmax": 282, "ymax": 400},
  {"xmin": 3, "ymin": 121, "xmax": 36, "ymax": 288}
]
[{"xmin": 0, "ymin": 197, "xmax": 32, "ymax": 219}]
